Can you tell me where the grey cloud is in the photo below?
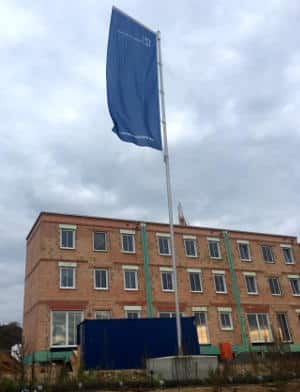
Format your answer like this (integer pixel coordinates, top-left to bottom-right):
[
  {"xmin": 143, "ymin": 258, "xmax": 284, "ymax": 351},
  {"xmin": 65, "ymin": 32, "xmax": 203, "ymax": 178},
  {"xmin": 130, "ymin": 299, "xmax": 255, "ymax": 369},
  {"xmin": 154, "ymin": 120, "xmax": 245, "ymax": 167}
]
[{"xmin": 1, "ymin": 0, "xmax": 300, "ymax": 323}]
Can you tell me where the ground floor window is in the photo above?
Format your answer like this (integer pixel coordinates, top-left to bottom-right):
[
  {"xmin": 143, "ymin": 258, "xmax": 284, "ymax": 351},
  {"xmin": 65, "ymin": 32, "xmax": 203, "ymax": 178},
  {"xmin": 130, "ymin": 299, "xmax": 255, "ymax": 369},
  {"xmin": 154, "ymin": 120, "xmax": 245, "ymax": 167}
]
[
  {"xmin": 95, "ymin": 310, "xmax": 111, "ymax": 319},
  {"xmin": 159, "ymin": 312, "xmax": 176, "ymax": 318},
  {"xmin": 125, "ymin": 310, "xmax": 140, "ymax": 319},
  {"xmin": 51, "ymin": 311, "xmax": 83, "ymax": 347},
  {"xmin": 247, "ymin": 313, "xmax": 273, "ymax": 343},
  {"xmin": 277, "ymin": 313, "xmax": 292, "ymax": 342},
  {"xmin": 193, "ymin": 311, "xmax": 210, "ymax": 344}
]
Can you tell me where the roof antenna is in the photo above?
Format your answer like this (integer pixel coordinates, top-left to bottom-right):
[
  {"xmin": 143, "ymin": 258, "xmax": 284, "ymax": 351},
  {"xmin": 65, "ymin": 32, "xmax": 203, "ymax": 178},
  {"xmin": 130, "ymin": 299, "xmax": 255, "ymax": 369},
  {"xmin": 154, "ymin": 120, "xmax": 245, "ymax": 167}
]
[{"xmin": 177, "ymin": 201, "xmax": 188, "ymax": 226}]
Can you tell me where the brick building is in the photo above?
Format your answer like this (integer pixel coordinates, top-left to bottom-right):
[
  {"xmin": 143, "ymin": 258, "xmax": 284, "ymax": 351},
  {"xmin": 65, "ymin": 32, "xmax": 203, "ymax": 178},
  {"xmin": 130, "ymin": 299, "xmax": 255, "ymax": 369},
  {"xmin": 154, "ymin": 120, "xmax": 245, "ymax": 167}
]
[{"xmin": 23, "ymin": 212, "xmax": 300, "ymax": 360}]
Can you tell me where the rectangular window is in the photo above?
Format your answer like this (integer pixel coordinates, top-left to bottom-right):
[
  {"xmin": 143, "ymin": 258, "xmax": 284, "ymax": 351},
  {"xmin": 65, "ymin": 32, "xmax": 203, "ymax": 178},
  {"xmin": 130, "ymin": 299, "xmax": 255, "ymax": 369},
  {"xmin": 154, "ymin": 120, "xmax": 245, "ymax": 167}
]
[
  {"xmin": 184, "ymin": 237, "xmax": 197, "ymax": 257},
  {"xmin": 289, "ymin": 277, "xmax": 300, "ymax": 295},
  {"xmin": 123, "ymin": 268, "xmax": 138, "ymax": 290},
  {"xmin": 60, "ymin": 266, "xmax": 75, "ymax": 289},
  {"xmin": 208, "ymin": 238, "xmax": 221, "ymax": 259},
  {"xmin": 93, "ymin": 232, "xmax": 107, "ymax": 251},
  {"xmin": 281, "ymin": 245, "xmax": 294, "ymax": 264},
  {"xmin": 213, "ymin": 271, "xmax": 227, "ymax": 293},
  {"xmin": 125, "ymin": 311, "xmax": 140, "ymax": 319},
  {"xmin": 95, "ymin": 310, "xmax": 111, "ymax": 319},
  {"xmin": 51, "ymin": 311, "xmax": 82, "ymax": 347},
  {"xmin": 121, "ymin": 231, "xmax": 135, "ymax": 253},
  {"xmin": 277, "ymin": 313, "xmax": 292, "ymax": 342},
  {"xmin": 238, "ymin": 241, "xmax": 251, "ymax": 261},
  {"xmin": 188, "ymin": 270, "xmax": 202, "ymax": 292},
  {"xmin": 159, "ymin": 312, "xmax": 177, "ymax": 318},
  {"xmin": 244, "ymin": 274, "xmax": 258, "ymax": 295},
  {"xmin": 268, "ymin": 277, "xmax": 281, "ymax": 296},
  {"xmin": 193, "ymin": 311, "xmax": 210, "ymax": 344},
  {"xmin": 94, "ymin": 269, "xmax": 108, "ymax": 290},
  {"xmin": 247, "ymin": 313, "xmax": 273, "ymax": 343},
  {"xmin": 261, "ymin": 245, "xmax": 274, "ymax": 263},
  {"xmin": 218, "ymin": 309, "xmax": 233, "ymax": 330},
  {"xmin": 157, "ymin": 235, "xmax": 171, "ymax": 255},
  {"xmin": 60, "ymin": 225, "xmax": 76, "ymax": 249},
  {"xmin": 161, "ymin": 270, "xmax": 174, "ymax": 291}
]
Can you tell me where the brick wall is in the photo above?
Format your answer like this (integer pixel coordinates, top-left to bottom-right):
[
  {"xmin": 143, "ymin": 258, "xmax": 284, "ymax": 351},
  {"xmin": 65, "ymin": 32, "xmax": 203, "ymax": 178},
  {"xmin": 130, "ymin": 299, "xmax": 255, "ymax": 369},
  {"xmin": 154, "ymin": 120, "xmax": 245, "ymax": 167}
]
[{"xmin": 23, "ymin": 212, "xmax": 300, "ymax": 354}]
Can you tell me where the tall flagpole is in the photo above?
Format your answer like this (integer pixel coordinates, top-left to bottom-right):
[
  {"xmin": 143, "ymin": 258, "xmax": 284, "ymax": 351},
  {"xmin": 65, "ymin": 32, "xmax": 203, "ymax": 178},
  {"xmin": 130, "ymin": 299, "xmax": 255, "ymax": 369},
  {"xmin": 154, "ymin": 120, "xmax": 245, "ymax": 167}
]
[{"xmin": 156, "ymin": 31, "xmax": 182, "ymax": 355}]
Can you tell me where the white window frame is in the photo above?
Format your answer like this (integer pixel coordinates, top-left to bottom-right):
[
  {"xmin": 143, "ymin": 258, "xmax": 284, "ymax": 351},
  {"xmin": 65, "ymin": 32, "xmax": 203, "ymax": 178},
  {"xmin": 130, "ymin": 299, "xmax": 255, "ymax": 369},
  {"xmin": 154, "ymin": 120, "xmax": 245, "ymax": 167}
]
[
  {"xmin": 188, "ymin": 269, "xmax": 203, "ymax": 293},
  {"xmin": 59, "ymin": 262, "xmax": 76, "ymax": 289},
  {"xmin": 207, "ymin": 237, "xmax": 221, "ymax": 259},
  {"xmin": 261, "ymin": 245, "xmax": 275, "ymax": 263},
  {"xmin": 268, "ymin": 276, "xmax": 282, "ymax": 296},
  {"xmin": 50, "ymin": 310, "xmax": 83, "ymax": 348},
  {"xmin": 94, "ymin": 268, "xmax": 109, "ymax": 290},
  {"xmin": 123, "ymin": 265, "xmax": 139, "ymax": 291},
  {"xmin": 183, "ymin": 236, "xmax": 197, "ymax": 257},
  {"xmin": 213, "ymin": 270, "xmax": 227, "ymax": 294},
  {"xmin": 160, "ymin": 267, "xmax": 174, "ymax": 292},
  {"xmin": 95, "ymin": 310, "xmax": 111, "ymax": 319},
  {"xmin": 124, "ymin": 305, "xmax": 141, "ymax": 319},
  {"xmin": 237, "ymin": 240, "xmax": 251, "ymax": 261},
  {"xmin": 281, "ymin": 244, "xmax": 295, "ymax": 265},
  {"xmin": 243, "ymin": 272, "xmax": 258, "ymax": 295},
  {"xmin": 156, "ymin": 233, "xmax": 171, "ymax": 256},
  {"xmin": 59, "ymin": 224, "xmax": 76, "ymax": 250},
  {"xmin": 158, "ymin": 312, "xmax": 180, "ymax": 318},
  {"xmin": 289, "ymin": 275, "xmax": 300, "ymax": 296},
  {"xmin": 247, "ymin": 313, "xmax": 273, "ymax": 343},
  {"xmin": 192, "ymin": 308, "xmax": 210, "ymax": 344},
  {"xmin": 218, "ymin": 308, "xmax": 233, "ymax": 331},
  {"xmin": 120, "ymin": 230, "xmax": 136, "ymax": 254},
  {"xmin": 93, "ymin": 231, "xmax": 107, "ymax": 252}
]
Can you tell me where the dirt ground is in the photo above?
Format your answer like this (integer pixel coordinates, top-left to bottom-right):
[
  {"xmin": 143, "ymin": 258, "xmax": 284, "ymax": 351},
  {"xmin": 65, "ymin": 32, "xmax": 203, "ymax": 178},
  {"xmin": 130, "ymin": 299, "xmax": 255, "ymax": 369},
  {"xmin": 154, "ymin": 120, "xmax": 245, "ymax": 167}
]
[
  {"xmin": 95, "ymin": 380, "xmax": 300, "ymax": 392},
  {"xmin": 148, "ymin": 381, "xmax": 300, "ymax": 392}
]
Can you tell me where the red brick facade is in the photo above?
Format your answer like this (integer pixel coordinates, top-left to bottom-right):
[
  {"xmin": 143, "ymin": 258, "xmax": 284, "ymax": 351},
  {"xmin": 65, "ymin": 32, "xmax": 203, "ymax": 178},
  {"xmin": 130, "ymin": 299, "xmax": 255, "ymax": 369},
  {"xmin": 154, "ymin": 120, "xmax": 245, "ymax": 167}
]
[{"xmin": 23, "ymin": 212, "xmax": 300, "ymax": 355}]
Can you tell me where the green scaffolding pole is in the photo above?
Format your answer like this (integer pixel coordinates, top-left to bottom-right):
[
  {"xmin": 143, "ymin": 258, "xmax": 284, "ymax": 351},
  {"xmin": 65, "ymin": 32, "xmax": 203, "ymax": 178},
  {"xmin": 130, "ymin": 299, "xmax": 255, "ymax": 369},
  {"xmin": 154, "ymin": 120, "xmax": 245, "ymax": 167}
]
[
  {"xmin": 223, "ymin": 230, "xmax": 248, "ymax": 349},
  {"xmin": 140, "ymin": 223, "xmax": 153, "ymax": 317}
]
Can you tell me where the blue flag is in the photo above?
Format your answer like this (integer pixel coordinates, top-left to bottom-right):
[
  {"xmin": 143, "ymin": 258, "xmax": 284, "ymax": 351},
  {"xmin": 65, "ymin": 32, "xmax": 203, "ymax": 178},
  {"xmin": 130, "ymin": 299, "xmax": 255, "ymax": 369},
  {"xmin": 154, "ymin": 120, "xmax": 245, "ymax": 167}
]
[{"xmin": 106, "ymin": 7, "xmax": 162, "ymax": 150}]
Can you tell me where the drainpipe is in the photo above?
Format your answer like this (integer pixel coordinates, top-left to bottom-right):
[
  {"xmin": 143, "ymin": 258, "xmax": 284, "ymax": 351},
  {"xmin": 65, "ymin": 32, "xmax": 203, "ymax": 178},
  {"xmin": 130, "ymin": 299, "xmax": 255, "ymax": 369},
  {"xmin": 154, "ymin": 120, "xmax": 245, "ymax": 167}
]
[
  {"xmin": 223, "ymin": 231, "xmax": 248, "ymax": 348},
  {"xmin": 140, "ymin": 223, "xmax": 153, "ymax": 317}
]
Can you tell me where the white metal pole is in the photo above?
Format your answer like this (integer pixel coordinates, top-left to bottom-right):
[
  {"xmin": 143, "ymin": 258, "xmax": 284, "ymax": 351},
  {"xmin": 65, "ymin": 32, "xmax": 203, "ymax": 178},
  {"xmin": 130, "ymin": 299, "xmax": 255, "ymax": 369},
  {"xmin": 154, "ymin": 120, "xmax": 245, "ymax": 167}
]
[{"xmin": 156, "ymin": 31, "xmax": 182, "ymax": 355}]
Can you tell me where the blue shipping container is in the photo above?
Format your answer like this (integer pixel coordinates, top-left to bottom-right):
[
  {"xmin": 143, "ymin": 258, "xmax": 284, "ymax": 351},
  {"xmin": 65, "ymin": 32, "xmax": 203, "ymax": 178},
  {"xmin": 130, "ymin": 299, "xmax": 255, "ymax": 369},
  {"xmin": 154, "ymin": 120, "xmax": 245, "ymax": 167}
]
[{"xmin": 78, "ymin": 317, "xmax": 199, "ymax": 370}]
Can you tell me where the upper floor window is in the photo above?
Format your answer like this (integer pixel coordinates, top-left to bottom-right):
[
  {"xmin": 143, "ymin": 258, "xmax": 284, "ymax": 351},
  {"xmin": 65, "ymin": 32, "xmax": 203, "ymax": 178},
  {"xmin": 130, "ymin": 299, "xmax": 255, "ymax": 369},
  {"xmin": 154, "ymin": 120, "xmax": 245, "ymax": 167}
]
[
  {"xmin": 123, "ymin": 266, "xmax": 138, "ymax": 290},
  {"xmin": 59, "ymin": 262, "xmax": 76, "ymax": 289},
  {"xmin": 237, "ymin": 240, "xmax": 251, "ymax": 261},
  {"xmin": 157, "ymin": 234, "xmax": 171, "ymax": 256},
  {"xmin": 93, "ymin": 232, "xmax": 107, "ymax": 251},
  {"xmin": 59, "ymin": 224, "xmax": 76, "ymax": 249},
  {"xmin": 244, "ymin": 273, "xmax": 258, "ymax": 295},
  {"xmin": 184, "ymin": 236, "xmax": 197, "ymax": 257},
  {"xmin": 281, "ymin": 245, "xmax": 294, "ymax": 264},
  {"xmin": 120, "ymin": 230, "xmax": 135, "ymax": 253},
  {"xmin": 261, "ymin": 245, "xmax": 274, "ymax": 263},
  {"xmin": 208, "ymin": 238, "xmax": 221, "ymax": 259},
  {"xmin": 51, "ymin": 311, "xmax": 83, "ymax": 347},
  {"xmin": 213, "ymin": 271, "xmax": 227, "ymax": 293},
  {"xmin": 218, "ymin": 308, "xmax": 233, "ymax": 331},
  {"xmin": 188, "ymin": 269, "xmax": 202, "ymax": 292},
  {"xmin": 95, "ymin": 310, "xmax": 111, "ymax": 319},
  {"xmin": 289, "ymin": 275, "xmax": 300, "ymax": 296},
  {"xmin": 94, "ymin": 269, "xmax": 108, "ymax": 290},
  {"xmin": 268, "ymin": 277, "xmax": 282, "ymax": 296},
  {"xmin": 160, "ymin": 268, "xmax": 174, "ymax": 291}
]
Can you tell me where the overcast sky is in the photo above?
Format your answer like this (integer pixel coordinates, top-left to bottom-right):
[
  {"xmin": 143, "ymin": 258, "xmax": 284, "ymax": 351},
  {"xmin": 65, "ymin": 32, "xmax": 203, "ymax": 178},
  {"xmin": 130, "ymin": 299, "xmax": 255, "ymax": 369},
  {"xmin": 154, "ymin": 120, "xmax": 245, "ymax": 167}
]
[{"xmin": 1, "ymin": 0, "xmax": 300, "ymax": 323}]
